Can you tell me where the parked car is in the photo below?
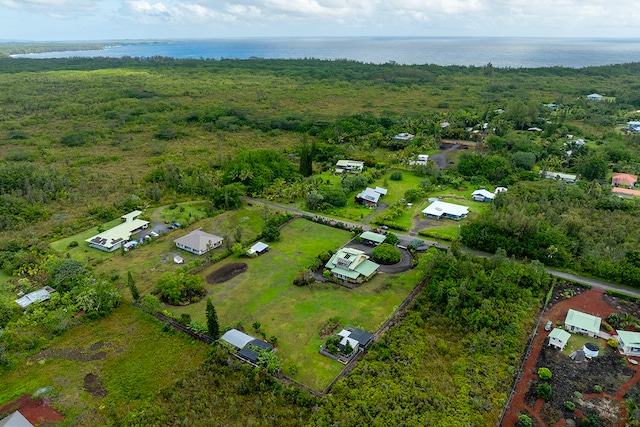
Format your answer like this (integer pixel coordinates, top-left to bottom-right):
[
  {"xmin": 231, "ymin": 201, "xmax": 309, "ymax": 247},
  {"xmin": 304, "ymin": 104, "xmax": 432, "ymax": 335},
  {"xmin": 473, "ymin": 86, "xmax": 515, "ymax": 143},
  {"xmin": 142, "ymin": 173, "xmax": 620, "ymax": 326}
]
[
  {"xmin": 149, "ymin": 231, "xmax": 159, "ymax": 237},
  {"xmin": 545, "ymin": 320, "xmax": 553, "ymax": 331}
]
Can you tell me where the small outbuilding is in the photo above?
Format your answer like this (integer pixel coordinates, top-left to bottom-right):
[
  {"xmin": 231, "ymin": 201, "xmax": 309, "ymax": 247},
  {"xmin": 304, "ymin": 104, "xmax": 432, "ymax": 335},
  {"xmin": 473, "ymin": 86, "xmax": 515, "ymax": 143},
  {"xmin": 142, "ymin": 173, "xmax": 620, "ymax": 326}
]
[
  {"xmin": 15, "ymin": 286, "xmax": 56, "ymax": 308},
  {"xmin": 248, "ymin": 242, "xmax": 269, "ymax": 256},
  {"xmin": 548, "ymin": 328, "xmax": 571, "ymax": 351},
  {"xmin": 237, "ymin": 347, "xmax": 259, "ymax": 364},
  {"xmin": 587, "ymin": 93, "xmax": 603, "ymax": 101}
]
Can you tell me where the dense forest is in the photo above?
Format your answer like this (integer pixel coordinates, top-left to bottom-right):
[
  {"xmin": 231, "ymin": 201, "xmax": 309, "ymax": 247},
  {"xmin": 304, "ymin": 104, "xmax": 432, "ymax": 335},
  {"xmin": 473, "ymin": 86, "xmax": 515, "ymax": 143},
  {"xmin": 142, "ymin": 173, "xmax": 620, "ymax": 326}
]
[{"xmin": 1, "ymin": 56, "xmax": 640, "ymax": 425}]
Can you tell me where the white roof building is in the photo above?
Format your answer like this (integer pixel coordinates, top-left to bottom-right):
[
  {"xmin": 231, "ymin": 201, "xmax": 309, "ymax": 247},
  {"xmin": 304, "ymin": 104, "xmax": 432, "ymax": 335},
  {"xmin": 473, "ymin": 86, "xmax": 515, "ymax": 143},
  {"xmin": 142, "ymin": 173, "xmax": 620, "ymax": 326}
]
[
  {"xmin": 422, "ymin": 200, "xmax": 469, "ymax": 220},
  {"xmin": 0, "ymin": 411, "xmax": 34, "ymax": 427},
  {"xmin": 220, "ymin": 329, "xmax": 256, "ymax": 349},
  {"xmin": 335, "ymin": 160, "xmax": 364, "ymax": 173},
  {"xmin": 472, "ymin": 189, "xmax": 496, "ymax": 202},
  {"xmin": 86, "ymin": 210, "xmax": 149, "ymax": 252}
]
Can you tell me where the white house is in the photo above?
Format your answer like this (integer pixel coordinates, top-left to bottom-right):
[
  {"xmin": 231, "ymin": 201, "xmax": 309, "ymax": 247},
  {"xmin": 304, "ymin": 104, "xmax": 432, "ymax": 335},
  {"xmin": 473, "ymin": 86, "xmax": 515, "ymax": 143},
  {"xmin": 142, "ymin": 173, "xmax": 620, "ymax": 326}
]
[
  {"xmin": 587, "ymin": 93, "xmax": 603, "ymax": 101},
  {"xmin": 409, "ymin": 154, "xmax": 429, "ymax": 166},
  {"xmin": 335, "ymin": 160, "xmax": 364, "ymax": 173},
  {"xmin": 564, "ymin": 309, "xmax": 601, "ymax": 338},
  {"xmin": 422, "ymin": 200, "xmax": 469, "ymax": 220},
  {"xmin": 628, "ymin": 121, "xmax": 640, "ymax": 133},
  {"xmin": 86, "ymin": 210, "xmax": 149, "ymax": 252},
  {"xmin": 548, "ymin": 328, "xmax": 571, "ymax": 351},
  {"xmin": 542, "ymin": 171, "xmax": 577, "ymax": 184},
  {"xmin": 494, "ymin": 187, "xmax": 508, "ymax": 194},
  {"xmin": 248, "ymin": 241, "xmax": 269, "ymax": 256},
  {"xmin": 616, "ymin": 330, "xmax": 640, "ymax": 355},
  {"xmin": 472, "ymin": 189, "xmax": 495, "ymax": 202},
  {"xmin": 174, "ymin": 229, "xmax": 223, "ymax": 255},
  {"xmin": 392, "ymin": 133, "xmax": 415, "ymax": 142}
]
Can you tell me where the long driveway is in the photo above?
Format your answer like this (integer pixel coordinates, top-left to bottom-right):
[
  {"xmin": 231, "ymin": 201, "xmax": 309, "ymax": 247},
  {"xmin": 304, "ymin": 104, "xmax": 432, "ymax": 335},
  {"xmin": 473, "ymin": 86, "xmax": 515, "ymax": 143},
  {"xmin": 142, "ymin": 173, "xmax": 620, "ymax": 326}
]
[{"xmin": 241, "ymin": 196, "xmax": 640, "ymax": 299}]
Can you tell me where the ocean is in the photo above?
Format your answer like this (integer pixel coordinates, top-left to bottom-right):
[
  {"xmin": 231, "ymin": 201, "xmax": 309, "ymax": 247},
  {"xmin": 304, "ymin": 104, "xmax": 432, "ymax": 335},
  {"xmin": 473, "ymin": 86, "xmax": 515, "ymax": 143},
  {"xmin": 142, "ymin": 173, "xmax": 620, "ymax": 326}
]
[{"xmin": 11, "ymin": 37, "xmax": 640, "ymax": 68}]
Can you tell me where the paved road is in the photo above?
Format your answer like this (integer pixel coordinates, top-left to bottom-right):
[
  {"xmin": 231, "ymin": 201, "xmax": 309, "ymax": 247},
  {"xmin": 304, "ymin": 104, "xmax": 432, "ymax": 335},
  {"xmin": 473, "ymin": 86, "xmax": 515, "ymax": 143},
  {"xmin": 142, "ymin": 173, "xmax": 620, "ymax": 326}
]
[{"xmin": 242, "ymin": 196, "xmax": 640, "ymax": 299}]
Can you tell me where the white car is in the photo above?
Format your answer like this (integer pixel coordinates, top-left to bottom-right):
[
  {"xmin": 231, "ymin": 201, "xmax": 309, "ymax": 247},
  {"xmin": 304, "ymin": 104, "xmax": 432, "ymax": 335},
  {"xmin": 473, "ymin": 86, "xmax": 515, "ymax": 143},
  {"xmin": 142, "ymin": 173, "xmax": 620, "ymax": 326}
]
[{"xmin": 544, "ymin": 321, "xmax": 553, "ymax": 331}]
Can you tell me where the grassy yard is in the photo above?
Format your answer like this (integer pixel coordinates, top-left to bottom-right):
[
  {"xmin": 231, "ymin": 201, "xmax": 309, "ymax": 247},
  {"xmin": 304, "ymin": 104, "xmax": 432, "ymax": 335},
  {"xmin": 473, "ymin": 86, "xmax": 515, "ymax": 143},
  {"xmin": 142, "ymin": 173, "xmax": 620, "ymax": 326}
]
[
  {"xmin": 167, "ymin": 218, "xmax": 420, "ymax": 391},
  {"xmin": 0, "ymin": 304, "xmax": 207, "ymax": 424},
  {"xmin": 158, "ymin": 202, "xmax": 208, "ymax": 226}
]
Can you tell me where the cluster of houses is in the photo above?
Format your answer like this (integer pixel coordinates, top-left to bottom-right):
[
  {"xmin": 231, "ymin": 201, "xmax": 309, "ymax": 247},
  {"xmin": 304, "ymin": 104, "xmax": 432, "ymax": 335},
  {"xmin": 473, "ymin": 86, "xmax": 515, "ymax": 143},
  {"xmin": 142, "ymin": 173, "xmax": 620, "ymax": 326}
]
[{"xmin": 547, "ymin": 308, "xmax": 640, "ymax": 357}]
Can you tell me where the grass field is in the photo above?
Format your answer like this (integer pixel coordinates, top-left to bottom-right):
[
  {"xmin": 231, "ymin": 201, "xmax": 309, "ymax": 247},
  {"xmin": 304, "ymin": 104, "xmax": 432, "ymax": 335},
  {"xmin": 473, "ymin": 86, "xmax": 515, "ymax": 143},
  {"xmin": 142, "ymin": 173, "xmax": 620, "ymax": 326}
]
[
  {"xmin": 167, "ymin": 218, "xmax": 420, "ymax": 390},
  {"xmin": 0, "ymin": 304, "xmax": 208, "ymax": 424}
]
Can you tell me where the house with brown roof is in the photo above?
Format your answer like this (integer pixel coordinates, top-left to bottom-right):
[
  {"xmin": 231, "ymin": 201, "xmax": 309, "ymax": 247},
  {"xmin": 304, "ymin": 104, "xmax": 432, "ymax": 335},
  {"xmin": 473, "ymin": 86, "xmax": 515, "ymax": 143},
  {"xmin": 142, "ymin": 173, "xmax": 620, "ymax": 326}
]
[{"xmin": 612, "ymin": 173, "xmax": 638, "ymax": 187}]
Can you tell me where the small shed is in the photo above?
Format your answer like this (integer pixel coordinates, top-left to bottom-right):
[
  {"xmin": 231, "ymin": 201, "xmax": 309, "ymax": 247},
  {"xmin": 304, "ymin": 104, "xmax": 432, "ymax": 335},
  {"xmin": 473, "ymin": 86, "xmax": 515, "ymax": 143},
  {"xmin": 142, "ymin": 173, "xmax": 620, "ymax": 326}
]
[
  {"xmin": 248, "ymin": 242, "xmax": 269, "ymax": 256},
  {"xmin": 173, "ymin": 255, "xmax": 184, "ymax": 264},
  {"xmin": 548, "ymin": 328, "xmax": 571, "ymax": 351},
  {"xmin": 15, "ymin": 287, "xmax": 56, "ymax": 308},
  {"xmin": 570, "ymin": 350, "xmax": 586, "ymax": 362}
]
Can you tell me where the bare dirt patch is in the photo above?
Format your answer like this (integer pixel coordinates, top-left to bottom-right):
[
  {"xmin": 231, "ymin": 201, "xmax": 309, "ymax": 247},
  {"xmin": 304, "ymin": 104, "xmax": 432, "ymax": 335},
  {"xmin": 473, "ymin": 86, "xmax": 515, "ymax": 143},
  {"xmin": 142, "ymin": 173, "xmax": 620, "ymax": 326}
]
[
  {"xmin": 83, "ymin": 373, "xmax": 107, "ymax": 398},
  {"xmin": 206, "ymin": 262, "xmax": 248, "ymax": 284},
  {"xmin": 0, "ymin": 394, "xmax": 64, "ymax": 425}
]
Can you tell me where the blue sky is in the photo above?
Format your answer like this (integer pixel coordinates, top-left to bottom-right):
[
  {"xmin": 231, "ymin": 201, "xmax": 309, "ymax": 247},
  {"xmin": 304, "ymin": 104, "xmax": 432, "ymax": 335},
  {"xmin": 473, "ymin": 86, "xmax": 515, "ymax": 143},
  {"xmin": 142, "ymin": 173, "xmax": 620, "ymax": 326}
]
[{"xmin": 1, "ymin": 0, "xmax": 638, "ymax": 41}]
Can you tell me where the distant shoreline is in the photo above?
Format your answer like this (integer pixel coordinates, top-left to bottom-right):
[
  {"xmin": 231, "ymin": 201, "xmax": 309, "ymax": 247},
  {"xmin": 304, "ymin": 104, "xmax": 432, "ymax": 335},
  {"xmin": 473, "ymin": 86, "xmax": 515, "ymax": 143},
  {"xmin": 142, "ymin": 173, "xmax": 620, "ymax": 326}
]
[{"xmin": 4, "ymin": 38, "xmax": 640, "ymax": 67}]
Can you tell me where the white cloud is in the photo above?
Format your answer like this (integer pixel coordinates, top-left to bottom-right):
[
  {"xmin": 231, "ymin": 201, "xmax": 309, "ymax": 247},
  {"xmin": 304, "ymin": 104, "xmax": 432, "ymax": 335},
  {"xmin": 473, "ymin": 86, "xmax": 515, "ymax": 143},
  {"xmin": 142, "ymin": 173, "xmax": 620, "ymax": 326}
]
[{"xmin": 0, "ymin": 0, "xmax": 97, "ymax": 17}]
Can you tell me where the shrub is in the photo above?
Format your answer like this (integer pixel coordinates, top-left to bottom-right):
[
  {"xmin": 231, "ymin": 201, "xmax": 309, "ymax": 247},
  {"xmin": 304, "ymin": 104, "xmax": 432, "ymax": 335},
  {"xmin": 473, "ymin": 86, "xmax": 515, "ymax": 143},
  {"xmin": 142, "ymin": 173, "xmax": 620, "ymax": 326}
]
[
  {"xmin": 139, "ymin": 294, "xmax": 162, "ymax": 313},
  {"xmin": 389, "ymin": 171, "xmax": 403, "ymax": 181},
  {"xmin": 67, "ymin": 241, "xmax": 78, "ymax": 248},
  {"xmin": 372, "ymin": 243, "xmax": 401, "ymax": 264},
  {"xmin": 565, "ymin": 401, "xmax": 576, "ymax": 411},
  {"xmin": 517, "ymin": 414, "xmax": 533, "ymax": 427},
  {"xmin": 593, "ymin": 385, "xmax": 602, "ymax": 393},
  {"xmin": 293, "ymin": 269, "xmax": 315, "ymax": 286},
  {"xmin": 156, "ymin": 267, "xmax": 206, "ymax": 305},
  {"xmin": 537, "ymin": 382, "xmax": 552, "ymax": 400},
  {"xmin": 573, "ymin": 391, "xmax": 583, "ymax": 399},
  {"xmin": 538, "ymin": 367, "xmax": 552, "ymax": 380},
  {"xmin": 322, "ymin": 269, "xmax": 331, "ymax": 278},
  {"xmin": 583, "ymin": 415, "xmax": 601, "ymax": 427},
  {"xmin": 607, "ymin": 338, "xmax": 619, "ymax": 348},
  {"xmin": 261, "ymin": 224, "xmax": 281, "ymax": 242}
]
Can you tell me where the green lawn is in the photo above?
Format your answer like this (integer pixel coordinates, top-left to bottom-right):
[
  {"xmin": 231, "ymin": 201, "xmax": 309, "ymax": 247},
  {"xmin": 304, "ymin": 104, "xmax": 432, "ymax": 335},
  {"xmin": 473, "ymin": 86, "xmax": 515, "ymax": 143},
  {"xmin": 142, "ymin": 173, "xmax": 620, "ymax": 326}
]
[
  {"xmin": 0, "ymin": 304, "xmax": 207, "ymax": 424},
  {"xmin": 158, "ymin": 202, "xmax": 208, "ymax": 226},
  {"xmin": 167, "ymin": 218, "xmax": 419, "ymax": 391}
]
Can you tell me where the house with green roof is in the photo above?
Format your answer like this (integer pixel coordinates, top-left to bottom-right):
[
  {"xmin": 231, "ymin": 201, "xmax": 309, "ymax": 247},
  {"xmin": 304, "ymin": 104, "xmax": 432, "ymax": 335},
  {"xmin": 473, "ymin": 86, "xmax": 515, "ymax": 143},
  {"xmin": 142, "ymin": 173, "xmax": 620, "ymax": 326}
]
[
  {"xmin": 616, "ymin": 330, "xmax": 640, "ymax": 355},
  {"xmin": 564, "ymin": 309, "xmax": 601, "ymax": 338},
  {"xmin": 325, "ymin": 247, "xmax": 379, "ymax": 283},
  {"xmin": 548, "ymin": 328, "xmax": 571, "ymax": 351}
]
